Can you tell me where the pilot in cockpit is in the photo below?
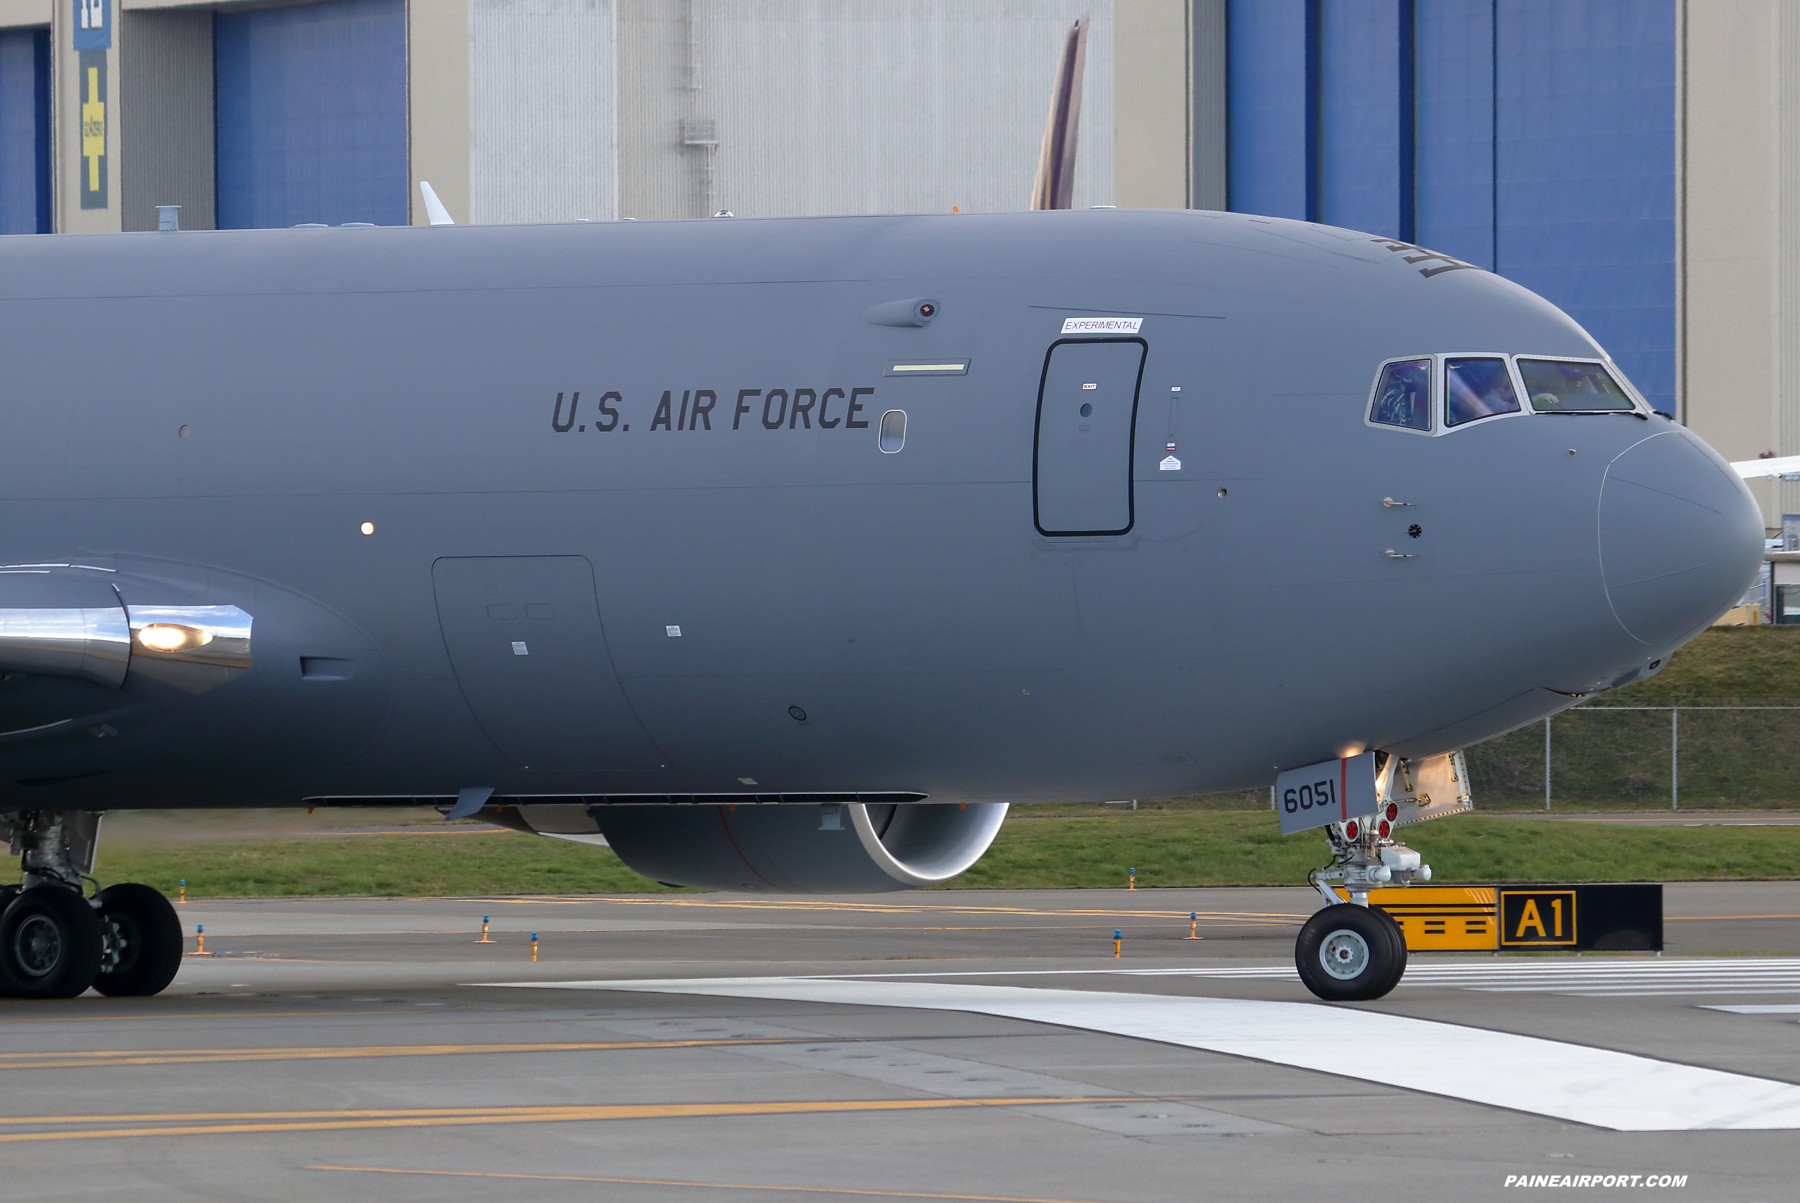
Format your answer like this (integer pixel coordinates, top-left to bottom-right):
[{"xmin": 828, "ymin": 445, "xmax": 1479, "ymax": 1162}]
[{"xmin": 1371, "ymin": 359, "xmax": 1431, "ymax": 431}]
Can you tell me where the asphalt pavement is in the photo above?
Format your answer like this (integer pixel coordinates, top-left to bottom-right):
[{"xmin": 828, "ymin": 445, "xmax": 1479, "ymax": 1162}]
[{"xmin": 1, "ymin": 882, "xmax": 1794, "ymax": 1202}]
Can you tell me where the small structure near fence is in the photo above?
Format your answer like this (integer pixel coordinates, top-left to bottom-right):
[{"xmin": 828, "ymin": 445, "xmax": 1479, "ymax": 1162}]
[{"xmin": 1465, "ymin": 706, "xmax": 1800, "ymax": 809}]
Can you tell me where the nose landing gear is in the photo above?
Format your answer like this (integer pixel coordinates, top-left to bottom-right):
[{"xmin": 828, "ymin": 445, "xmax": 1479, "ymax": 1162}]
[
  {"xmin": 1295, "ymin": 902, "xmax": 1407, "ymax": 1001},
  {"xmin": 1294, "ymin": 819, "xmax": 1429, "ymax": 1001},
  {"xmin": 1285, "ymin": 751, "xmax": 1471, "ymax": 1002},
  {"xmin": 0, "ymin": 811, "xmax": 182, "ymax": 999}
]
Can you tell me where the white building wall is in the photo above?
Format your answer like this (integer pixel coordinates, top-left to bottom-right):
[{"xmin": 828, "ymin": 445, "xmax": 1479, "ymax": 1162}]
[
  {"xmin": 1779, "ymin": 2, "xmax": 1800, "ymax": 524},
  {"xmin": 1678, "ymin": 0, "xmax": 1800, "ymax": 531},
  {"xmin": 470, "ymin": 0, "xmax": 619, "ymax": 223},
  {"xmin": 625, "ymin": 0, "xmax": 1112, "ymax": 220}
]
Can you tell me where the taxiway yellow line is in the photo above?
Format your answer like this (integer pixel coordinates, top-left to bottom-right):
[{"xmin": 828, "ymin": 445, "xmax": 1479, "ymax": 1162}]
[
  {"xmin": 0, "ymin": 1095, "xmax": 1122, "ymax": 1143},
  {"xmin": 0, "ymin": 1035, "xmax": 853, "ymax": 1071},
  {"xmin": 309, "ymin": 1162, "xmax": 1128, "ymax": 1203},
  {"xmin": 0, "ymin": 1009, "xmax": 431, "ymax": 1026},
  {"xmin": 480, "ymin": 896, "xmax": 1307, "ymax": 920},
  {"xmin": 297, "ymin": 829, "xmax": 503, "ymax": 837}
]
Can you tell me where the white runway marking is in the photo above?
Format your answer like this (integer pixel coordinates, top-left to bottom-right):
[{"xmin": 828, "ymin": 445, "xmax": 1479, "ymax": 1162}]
[
  {"xmin": 1702, "ymin": 1003, "xmax": 1800, "ymax": 1014},
  {"xmin": 1122, "ymin": 957, "xmax": 1800, "ymax": 997},
  {"xmin": 482, "ymin": 976, "xmax": 1800, "ymax": 1131}
]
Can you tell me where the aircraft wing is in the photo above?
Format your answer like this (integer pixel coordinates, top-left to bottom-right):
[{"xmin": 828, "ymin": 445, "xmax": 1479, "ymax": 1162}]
[{"xmin": 1733, "ymin": 455, "xmax": 1800, "ymax": 480}]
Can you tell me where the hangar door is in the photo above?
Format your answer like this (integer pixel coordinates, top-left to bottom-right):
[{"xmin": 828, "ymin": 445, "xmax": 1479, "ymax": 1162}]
[
  {"xmin": 0, "ymin": 29, "xmax": 49, "ymax": 235},
  {"xmin": 433, "ymin": 557, "xmax": 667, "ymax": 773},
  {"xmin": 1034, "ymin": 338, "xmax": 1146, "ymax": 536},
  {"xmin": 214, "ymin": 0, "xmax": 407, "ymax": 229}
]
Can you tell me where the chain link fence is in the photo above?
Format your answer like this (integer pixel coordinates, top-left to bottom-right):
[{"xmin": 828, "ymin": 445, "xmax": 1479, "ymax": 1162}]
[{"xmin": 1464, "ymin": 707, "xmax": 1800, "ymax": 809}]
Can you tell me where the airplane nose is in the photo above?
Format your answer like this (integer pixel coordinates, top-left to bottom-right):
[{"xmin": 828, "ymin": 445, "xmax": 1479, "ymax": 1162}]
[{"xmin": 1598, "ymin": 431, "xmax": 1765, "ymax": 646}]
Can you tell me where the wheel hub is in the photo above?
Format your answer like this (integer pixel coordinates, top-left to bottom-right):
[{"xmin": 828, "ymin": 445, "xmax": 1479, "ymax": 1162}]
[
  {"xmin": 1318, "ymin": 928, "xmax": 1369, "ymax": 980},
  {"xmin": 14, "ymin": 913, "xmax": 63, "ymax": 978},
  {"xmin": 99, "ymin": 914, "xmax": 132, "ymax": 974}
]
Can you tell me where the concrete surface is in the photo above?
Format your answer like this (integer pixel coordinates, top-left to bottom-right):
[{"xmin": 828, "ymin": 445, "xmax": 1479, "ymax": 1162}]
[{"xmin": 0, "ymin": 884, "xmax": 1794, "ymax": 1201}]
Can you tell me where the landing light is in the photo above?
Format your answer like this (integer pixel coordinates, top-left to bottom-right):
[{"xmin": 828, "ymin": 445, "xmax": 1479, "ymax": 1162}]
[{"xmin": 136, "ymin": 624, "xmax": 213, "ymax": 652}]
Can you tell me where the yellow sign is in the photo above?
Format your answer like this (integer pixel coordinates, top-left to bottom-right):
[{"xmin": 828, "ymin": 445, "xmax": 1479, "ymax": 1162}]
[
  {"xmin": 77, "ymin": 49, "xmax": 107, "ymax": 208},
  {"xmin": 81, "ymin": 67, "xmax": 104, "ymax": 191},
  {"xmin": 1335, "ymin": 887, "xmax": 1496, "ymax": 951},
  {"xmin": 1499, "ymin": 889, "xmax": 1578, "ymax": 947}
]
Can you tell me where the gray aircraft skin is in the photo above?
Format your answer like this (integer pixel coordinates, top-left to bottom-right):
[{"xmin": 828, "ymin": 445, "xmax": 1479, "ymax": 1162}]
[{"xmin": 0, "ymin": 208, "xmax": 1763, "ymax": 910}]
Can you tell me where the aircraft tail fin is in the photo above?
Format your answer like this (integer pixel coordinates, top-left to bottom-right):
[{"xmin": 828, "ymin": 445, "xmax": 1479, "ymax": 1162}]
[
  {"xmin": 1031, "ymin": 16, "xmax": 1089, "ymax": 210},
  {"xmin": 419, "ymin": 181, "xmax": 456, "ymax": 226}
]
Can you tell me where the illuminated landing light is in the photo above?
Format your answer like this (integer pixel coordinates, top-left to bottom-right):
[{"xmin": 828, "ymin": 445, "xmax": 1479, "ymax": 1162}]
[
  {"xmin": 1338, "ymin": 742, "xmax": 1366, "ymax": 758},
  {"xmin": 136, "ymin": 624, "xmax": 213, "ymax": 652},
  {"xmin": 360, "ymin": 522, "xmax": 375, "ymax": 535}
]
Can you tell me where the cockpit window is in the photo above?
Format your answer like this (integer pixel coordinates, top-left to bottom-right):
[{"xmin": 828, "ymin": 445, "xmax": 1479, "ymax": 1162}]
[
  {"xmin": 1517, "ymin": 359, "xmax": 1635, "ymax": 412},
  {"xmin": 1369, "ymin": 359, "xmax": 1432, "ymax": 431},
  {"xmin": 1444, "ymin": 357, "xmax": 1521, "ymax": 427}
]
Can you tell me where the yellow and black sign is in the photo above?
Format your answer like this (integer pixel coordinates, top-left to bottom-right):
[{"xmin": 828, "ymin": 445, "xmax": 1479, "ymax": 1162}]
[
  {"xmin": 1336, "ymin": 883, "xmax": 1661, "ymax": 952},
  {"xmin": 1340, "ymin": 887, "xmax": 1497, "ymax": 951},
  {"xmin": 78, "ymin": 49, "xmax": 107, "ymax": 210},
  {"xmin": 1499, "ymin": 889, "xmax": 1578, "ymax": 947}
]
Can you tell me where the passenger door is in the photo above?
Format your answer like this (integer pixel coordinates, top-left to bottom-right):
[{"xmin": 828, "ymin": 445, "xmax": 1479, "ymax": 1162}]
[
  {"xmin": 1033, "ymin": 338, "xmax": 1146, "ymax": 535},
  {"xmin": 432, "ymin": 556, "xmax": 666, "ymax": 772}
]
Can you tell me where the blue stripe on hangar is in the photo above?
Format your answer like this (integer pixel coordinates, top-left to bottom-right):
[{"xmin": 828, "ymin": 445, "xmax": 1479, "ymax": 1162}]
[
  {"xmin": 0, "ymin": 27, "xmax": 51, "ymax": 236},
  {"xmin": 1226, "ymin": 0, "xmax": 1675, "ymax": 412},
  {"xmin": 214, "ymin": 0, "xmax": 407, "ymax": 231}
]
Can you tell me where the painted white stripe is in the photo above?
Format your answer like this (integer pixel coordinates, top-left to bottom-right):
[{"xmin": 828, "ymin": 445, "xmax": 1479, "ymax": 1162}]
[
  {"xmin": 481, "ymin": 976, "xmax": 1800, "ymax": 1131},
  {"xmin": 1125, "ymin": 959, "xmax": 1800, "ymax": 996},
  {"xmin": 1703, "ymin": 1004, "xmax": 1800, "ymax": 1014},
  {"xmin": 1149, "ymin": 958, "xmax": 1800, "ymax": 977}
]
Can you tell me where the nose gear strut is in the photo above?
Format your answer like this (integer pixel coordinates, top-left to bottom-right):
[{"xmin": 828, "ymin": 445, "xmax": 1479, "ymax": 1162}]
[{"xmin": 1290, "ymin": 750, "xmax": 1472, "ymax": 1001}]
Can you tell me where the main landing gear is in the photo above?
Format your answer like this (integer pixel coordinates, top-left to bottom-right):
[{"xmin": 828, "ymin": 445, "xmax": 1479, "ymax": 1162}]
[
  {"xmin": 0, "ymin": 811, "xmax": 182, "ymax": 999},
  {"xmin": 1295, "ymin": 810, "xmax": 1432, "ymax": 1002}
]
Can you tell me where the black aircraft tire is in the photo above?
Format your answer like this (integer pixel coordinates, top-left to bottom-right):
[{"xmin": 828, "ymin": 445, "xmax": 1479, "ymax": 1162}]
[
  {"xmin": 0, "ymin": 886, "xmax": 103, "ymax": 1000},
  {"xmin": 92, "ymin": 884, "xmax": 183, "ymax": 998},
  {"xmin": 0, "ymin": 886, "xmax": 16, "ymax": 998},
  {"xmin": 1295, "ymin": 904, "xmax": 1402, "ymax": 1002},
  {"xmin": 1369, "ymin": 905, "xmax": 1410, "ymax": 995}
]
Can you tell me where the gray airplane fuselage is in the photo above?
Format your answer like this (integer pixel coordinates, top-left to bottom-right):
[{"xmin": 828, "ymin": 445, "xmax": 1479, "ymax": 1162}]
[{"xmin": 0, "ymin": 209, "xmax": 1764, "ymax": 811}]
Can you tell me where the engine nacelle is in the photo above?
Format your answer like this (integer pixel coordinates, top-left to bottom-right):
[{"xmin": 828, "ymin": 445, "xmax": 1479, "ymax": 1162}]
[{"xmin": 489, "ymin": 801, "xmax": 1009, "ymax": 893}]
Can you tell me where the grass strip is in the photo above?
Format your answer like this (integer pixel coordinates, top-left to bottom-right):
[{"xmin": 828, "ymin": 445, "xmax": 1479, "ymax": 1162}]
[
  {"xmin": 92, "ymin": 813, "xmax": 1800, "ymax": 898},
  {"xmin": 959, "ymin": 813, "xmax": 1800, "ymax": 889},
  {"xmin": 93, "ymin": 828, "xmax": 686, "ymax": 898}
]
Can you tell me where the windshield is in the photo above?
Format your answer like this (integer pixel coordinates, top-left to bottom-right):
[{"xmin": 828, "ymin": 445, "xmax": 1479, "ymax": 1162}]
[
  {"xmin": 1518, "ymin": 359, "xmax": 1635, "ymax": 412},
  {"xmin": 1369, "ymin": 359, "xmax": 1432, "ymax": 431},
  {"xmin": 1444, "ymin": 357, "xmax": 1521, "ymax": 427}
]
